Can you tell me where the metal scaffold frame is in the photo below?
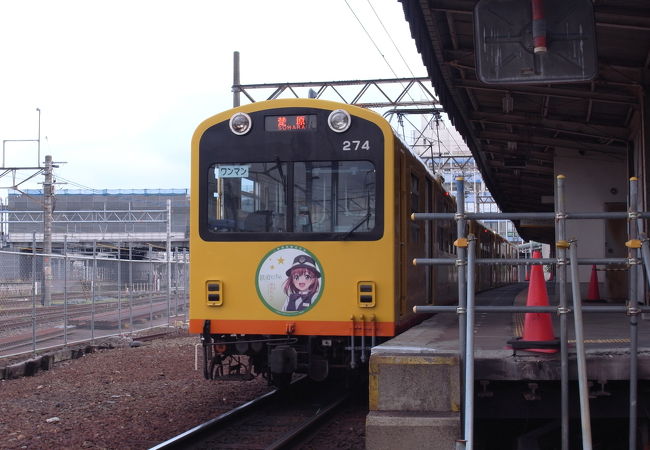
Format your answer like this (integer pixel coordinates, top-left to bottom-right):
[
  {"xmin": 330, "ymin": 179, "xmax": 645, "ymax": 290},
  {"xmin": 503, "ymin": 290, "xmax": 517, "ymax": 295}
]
[
  {"xmin": 234, "ymin": 77, "xmax": 439, "ymax": 108},
  {"xmin": 411, "ymin": 176, "xmax": 650, "ymax": 450},
  {"xmin": 2, "ymin": 209, "xmax": 167, "ymax": 224}
]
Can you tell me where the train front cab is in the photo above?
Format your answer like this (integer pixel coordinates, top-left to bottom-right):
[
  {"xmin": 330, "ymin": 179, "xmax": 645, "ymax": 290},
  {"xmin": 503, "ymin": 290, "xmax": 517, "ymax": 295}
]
[{"xmin": 190, "ymin": 99, "xmax": 411, "ymax": 384}]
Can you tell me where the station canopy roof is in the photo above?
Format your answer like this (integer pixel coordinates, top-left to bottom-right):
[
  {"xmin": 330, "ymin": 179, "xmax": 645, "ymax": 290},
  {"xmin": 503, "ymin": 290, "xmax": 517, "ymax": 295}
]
[{"xmin": 400, "ymin": 0, "xmax": 650, "ymax": 243}]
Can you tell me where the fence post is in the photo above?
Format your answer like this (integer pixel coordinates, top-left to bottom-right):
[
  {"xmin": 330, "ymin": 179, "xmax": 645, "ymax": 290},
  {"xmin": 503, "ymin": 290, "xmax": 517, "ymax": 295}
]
[
  {"xmin": 148, "ymin": 244, "xmax": 153, "ymax": 324},
  {"xmin": 117, "ymin": 241, "xmax": 122, "ymax": 334},
  {"xmin": 91, "ymin": 241, "xmax": 96, "ymax": 342},
  {"xmin": 64, "ymin": 235, "xmax": 68, "ymax": 346},
  {"xmin": 31, "ymin": 232, "xmax": 36, "ymax": 354},
  {"xmin": 166, "ymin": 199, "xmax": 172, "ymax": 327},
  {"xmin": 174, "ymin": 247, "xmax": 179, "ymax": 318},
  {"xmin": 183, "ymin": 248, "xmax": 188, "ymax": 315},
  {"xmin": 129, "ymin": 239, "xmax": 133, "ymax": 330}
]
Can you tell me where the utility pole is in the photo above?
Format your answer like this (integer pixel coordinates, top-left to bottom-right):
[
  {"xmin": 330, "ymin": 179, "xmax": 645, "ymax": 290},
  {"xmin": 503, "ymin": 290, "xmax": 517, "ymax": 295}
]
[
  {"xmin": 233, "ymin": 51, "xmax": 240, "ymax": 107},
  {"xmin": 42, "ymin": 154, "xmax": 53, "ymax": 306}
]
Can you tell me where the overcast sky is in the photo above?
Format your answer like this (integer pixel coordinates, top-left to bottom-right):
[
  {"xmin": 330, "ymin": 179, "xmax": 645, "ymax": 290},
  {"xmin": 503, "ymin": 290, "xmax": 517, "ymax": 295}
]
[{"xmin": 0, "ymin": 0, "xmax": 429, "ymax": 194}]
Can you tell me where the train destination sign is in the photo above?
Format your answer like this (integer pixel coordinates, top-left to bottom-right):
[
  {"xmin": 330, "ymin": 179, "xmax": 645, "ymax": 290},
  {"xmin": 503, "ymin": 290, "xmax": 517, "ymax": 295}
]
[{"xmin": 265, "ymin": 115, "xmax": 317, "ymax": 132}]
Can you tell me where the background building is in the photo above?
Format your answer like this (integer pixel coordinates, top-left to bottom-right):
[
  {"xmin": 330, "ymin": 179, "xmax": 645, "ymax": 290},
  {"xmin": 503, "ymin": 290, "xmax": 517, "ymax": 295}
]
[{"xmin": 2, "ymin": 188, "xmax": 189, "ymax": 250}]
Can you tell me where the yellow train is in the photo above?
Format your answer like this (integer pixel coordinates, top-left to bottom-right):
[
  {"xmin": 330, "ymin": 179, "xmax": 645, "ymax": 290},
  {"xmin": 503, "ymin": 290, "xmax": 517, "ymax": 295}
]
[{"xmin": 189, "ymin": 98, "xmax": 515, "ymax": 386}]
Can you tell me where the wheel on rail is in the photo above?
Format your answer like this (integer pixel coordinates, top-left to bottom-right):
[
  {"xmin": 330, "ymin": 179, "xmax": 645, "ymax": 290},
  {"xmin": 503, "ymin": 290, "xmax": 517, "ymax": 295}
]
[{"xmin": 270, "ymin": 372, "xmax": 292, "ymax": 389}]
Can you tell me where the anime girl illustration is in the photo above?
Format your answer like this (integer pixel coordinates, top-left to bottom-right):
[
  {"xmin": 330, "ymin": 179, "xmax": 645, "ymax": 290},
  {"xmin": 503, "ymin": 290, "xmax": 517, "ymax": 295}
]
[{"xmin": 282, "ymin": 254, "xmax": 321, "ymax": 312}]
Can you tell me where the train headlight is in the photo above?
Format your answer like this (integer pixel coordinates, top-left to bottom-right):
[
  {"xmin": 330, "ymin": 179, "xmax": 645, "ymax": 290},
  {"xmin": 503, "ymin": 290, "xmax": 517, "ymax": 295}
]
[
  {"xmin": 328, "ymin": 109, "xmax": 351, "ymax": 133},
  {"xmin": 229, "ymin": 112, "xmax": 252, "ymax": 135}
]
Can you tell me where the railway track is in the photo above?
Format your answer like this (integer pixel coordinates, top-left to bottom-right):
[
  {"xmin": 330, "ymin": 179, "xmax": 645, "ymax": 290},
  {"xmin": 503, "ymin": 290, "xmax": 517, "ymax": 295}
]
[
  {"xmin": 151, "ymin": 376, "xmax": 352, "ymax": 449},
  {"xmin": 0, "ymin": 295, "xmax": 180, "ymax": 332},
  {"xmin": 0, "ymin": 295, "xmax": 187, "ymax": 356}
]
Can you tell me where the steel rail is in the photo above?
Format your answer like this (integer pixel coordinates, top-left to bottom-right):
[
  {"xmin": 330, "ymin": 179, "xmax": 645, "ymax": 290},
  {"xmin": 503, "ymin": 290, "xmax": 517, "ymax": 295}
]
[
  {"xmin": 265, "ymin": 391, "xmax": 350, "ymax": 450},
  {"xmin": 149, "ymin": 376, "xmax": 350, "ymax": 450},
  {"xmin": 149, "ymin": 387, "xmax": 282, "ymax": 450}
]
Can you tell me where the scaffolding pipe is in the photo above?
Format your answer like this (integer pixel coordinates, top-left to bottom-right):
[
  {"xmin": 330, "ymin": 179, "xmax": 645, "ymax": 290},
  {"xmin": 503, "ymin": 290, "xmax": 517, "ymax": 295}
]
[
  {"xmin": 455, "ymin": 177, "xmax": 468, "ymax": 436},
  {"xmin": 556, "ymin": 175, "xmax": 570, "ymax": 450},
  {"xmin": 463, "ymin": 235, "xmax": 477, "ymax": 450},
  {"xmin": 411, "ymin": 175, "xmax": 650, "ymax": 447},
  {"xmin": 569, "ymin": 241, "xmax": 593, "ymax": 450},
  {"xmin": 641, "ymin": 235, "xmax": 650, "ymax": 286},
  {"xmin": 412, "ymin": 211, "xmax": 650, "ymax": 221},
  {"xmin": 414, "ymin": 257, "xmax": 629, "ymax": 266},
  {"xmin": 628, "ymin": 177, "xmax": 640, "ymax": 450},
  {"xmin": 413, "ymin": 305, "xmax": 650, "ymax": 314}
]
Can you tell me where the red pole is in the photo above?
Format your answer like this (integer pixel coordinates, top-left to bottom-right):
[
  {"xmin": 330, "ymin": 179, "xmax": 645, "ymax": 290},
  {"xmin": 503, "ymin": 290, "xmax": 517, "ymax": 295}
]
[{"xmin": 532, "ymin": 0, "xmax": 547, "ymax": 53}]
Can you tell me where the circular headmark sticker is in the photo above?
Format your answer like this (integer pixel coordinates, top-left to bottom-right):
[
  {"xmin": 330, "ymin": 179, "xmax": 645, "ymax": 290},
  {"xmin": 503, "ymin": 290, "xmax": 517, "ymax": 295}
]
[{"xmin": 255, "ymin": 245, "xmax": 324, "ymax": 315}]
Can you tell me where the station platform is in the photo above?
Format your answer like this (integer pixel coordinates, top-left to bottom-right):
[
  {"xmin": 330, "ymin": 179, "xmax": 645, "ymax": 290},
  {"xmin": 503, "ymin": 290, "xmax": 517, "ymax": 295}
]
[{"xmin": 365, "ymin": 282, "xmax": 650, "ymax": 449}]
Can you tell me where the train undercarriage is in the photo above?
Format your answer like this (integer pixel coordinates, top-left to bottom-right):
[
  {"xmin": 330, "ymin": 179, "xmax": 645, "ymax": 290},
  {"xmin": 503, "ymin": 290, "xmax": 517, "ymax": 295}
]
[{"xmin": 200, "ymin": 321, "xmax": 377, "ymax": 387}]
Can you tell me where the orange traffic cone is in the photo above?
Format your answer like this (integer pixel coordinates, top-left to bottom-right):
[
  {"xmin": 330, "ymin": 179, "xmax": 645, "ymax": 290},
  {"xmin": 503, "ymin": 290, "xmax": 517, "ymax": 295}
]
[
  {"xmin": 522, "ymin": 250, "xmax": 558, "ymax": 353},
  {"xmin": 586, "ymin": 265, "xmax": 601, "ymax": 301}
]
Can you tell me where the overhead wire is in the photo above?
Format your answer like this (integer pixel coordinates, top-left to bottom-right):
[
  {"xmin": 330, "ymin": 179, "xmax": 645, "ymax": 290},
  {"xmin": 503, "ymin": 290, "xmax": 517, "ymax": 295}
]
[
  {"xmin": 54, "ymin": 175, "xmax": 101, "ymax": 193},
  {"xmin": 344, "ymin": 0, "xmax": 400, "ymax": 79},
  {"xmin": 365, "ymin": 0, "xmax": 418, "ymax": 80},
  {"xmin": 346, "ymin": 0, "xmax": 445, "ymax": 159},
  {"xmin": 365, "ymin": 0, "xmax": 437, "ymax": 103},
  {"xmin": 364, "ymin": 1, "xmax": 471, "ymax": 160}
]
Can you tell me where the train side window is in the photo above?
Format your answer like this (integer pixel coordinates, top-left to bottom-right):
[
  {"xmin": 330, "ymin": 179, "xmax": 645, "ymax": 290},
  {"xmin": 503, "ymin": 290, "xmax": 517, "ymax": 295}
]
[{"xmin": 436, "ymin": 194, "xmax": 452, "ymax": 254}]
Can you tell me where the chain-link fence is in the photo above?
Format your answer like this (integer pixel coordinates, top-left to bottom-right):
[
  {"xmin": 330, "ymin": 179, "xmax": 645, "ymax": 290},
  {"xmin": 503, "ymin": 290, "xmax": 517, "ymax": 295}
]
[{"xmin": 0, "ymin": 244, "xmax": 189, "ymax": 359}]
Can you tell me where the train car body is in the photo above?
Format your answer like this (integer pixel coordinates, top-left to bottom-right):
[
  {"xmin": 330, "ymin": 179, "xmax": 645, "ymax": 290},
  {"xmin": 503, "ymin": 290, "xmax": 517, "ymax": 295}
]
[{"xmin": 189, "ymin": 99, "xmax": 512, "ymax": 385}]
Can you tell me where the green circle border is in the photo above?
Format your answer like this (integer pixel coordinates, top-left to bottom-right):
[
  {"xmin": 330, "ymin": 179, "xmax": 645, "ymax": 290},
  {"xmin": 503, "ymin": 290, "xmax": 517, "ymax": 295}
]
[{"xmin": 255, "ymin": 244, "xmax": 325, "ymax": 316}]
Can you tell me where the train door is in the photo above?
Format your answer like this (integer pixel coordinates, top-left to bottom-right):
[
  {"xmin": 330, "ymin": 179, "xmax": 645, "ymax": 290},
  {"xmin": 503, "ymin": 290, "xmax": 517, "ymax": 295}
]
[
  {"xmin": 434, "ymin": 182, "xmax": 455, "ymax": 304},
  {"xmin": 425, "ymin": 177, "xmax": 433, "ymax": 304},
  {"xmin": 398, "ymin": 149, "xmax": 408, "ymax": 317},
  {"xmin": 406, "ymin": 169, "xmax": 428, "ymax": 307}
]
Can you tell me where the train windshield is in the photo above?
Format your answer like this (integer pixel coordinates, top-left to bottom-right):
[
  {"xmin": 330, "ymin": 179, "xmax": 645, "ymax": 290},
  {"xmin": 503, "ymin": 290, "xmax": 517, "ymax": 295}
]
[{"xmin": 207, "ymin": 160, "xmax": 376, "ymax": 235}]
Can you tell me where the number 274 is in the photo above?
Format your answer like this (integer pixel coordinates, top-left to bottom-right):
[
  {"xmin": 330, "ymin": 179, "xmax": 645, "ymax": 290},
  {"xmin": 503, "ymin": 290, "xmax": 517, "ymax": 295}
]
[{"xmin": 342, "ymin": 140, "xmax": 370, "ymax": 151}]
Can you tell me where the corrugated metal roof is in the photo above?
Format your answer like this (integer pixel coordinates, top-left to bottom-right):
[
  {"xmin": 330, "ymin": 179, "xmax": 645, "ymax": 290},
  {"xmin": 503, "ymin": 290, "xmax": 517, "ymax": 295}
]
[{"xmin": 400, "ymin": 0, "xmax": 648, "ymax": 243}]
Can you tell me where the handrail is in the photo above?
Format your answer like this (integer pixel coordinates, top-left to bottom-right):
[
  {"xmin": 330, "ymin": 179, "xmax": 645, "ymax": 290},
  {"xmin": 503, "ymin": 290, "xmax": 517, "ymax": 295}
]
[{"xmin": 413, "ymin": 175, "xmax": 648, "ymax": 450}]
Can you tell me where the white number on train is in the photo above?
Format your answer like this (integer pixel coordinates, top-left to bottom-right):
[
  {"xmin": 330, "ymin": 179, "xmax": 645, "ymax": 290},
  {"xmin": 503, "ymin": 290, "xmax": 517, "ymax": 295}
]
[{"xmin": 342, "ymin": 140, "xmax": 370, "ymax": 151}]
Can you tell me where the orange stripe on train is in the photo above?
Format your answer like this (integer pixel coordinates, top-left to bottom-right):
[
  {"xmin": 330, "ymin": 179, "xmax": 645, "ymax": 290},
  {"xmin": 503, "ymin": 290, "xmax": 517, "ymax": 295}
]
[{"xmin": 189, "ymin": 319, "xmax": 395, "ymax": 336}]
